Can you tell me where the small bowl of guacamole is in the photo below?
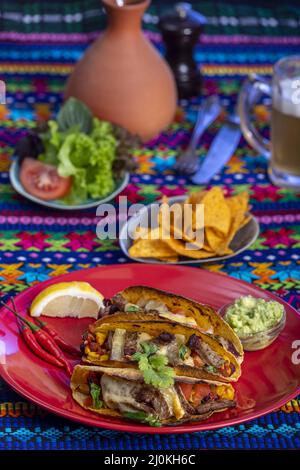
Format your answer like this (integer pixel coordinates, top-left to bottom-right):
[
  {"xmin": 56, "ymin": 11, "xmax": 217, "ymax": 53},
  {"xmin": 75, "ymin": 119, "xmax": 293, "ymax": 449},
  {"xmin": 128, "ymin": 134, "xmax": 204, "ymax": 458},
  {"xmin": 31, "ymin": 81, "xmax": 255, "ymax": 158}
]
[{"xmin": 219, "ymin": 295, "xmax": 286, "ymax": 351}]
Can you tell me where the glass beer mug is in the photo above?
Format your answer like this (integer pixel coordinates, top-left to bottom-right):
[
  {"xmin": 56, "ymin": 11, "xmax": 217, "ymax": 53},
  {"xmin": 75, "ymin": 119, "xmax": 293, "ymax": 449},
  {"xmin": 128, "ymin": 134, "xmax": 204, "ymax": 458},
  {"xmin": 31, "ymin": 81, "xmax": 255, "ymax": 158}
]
[{"xmin": 238, "ymin": 55, "xmax": 300, "ymax": 189}]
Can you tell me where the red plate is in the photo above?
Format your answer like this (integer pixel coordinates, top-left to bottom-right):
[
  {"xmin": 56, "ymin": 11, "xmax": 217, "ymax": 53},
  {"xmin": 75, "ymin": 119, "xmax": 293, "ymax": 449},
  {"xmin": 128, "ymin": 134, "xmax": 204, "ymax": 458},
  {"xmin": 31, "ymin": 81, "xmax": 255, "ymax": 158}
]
[{"xmin": 0, "ymin": 264, "xmax": 299, "ymax": 434}]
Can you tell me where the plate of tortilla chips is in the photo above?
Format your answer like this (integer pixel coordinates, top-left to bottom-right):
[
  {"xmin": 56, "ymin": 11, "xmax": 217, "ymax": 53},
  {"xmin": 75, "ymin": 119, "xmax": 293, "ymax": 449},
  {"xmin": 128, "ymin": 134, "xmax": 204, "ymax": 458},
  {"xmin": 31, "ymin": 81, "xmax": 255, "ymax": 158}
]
[{"xmin": 120, "ymin": 187, "xmax": 259, "ymax": 264}]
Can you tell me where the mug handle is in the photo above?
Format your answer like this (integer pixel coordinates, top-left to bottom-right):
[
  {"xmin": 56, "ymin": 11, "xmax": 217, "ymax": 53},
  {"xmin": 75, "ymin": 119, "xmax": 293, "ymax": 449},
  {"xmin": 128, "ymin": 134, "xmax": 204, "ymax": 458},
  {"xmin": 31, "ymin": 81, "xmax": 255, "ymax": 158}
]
[{"xmin": 238, "ymin": 73, "xmax": 272, "ymax": 159}]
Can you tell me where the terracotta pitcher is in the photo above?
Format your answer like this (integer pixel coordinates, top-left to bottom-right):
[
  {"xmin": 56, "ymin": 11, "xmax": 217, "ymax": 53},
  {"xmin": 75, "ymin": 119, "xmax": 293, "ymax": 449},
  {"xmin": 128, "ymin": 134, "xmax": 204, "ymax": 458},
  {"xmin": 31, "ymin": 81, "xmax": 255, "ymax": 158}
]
[{"xmin": 65, "ymin": 0, "xmax": 177, "ymax": 141}]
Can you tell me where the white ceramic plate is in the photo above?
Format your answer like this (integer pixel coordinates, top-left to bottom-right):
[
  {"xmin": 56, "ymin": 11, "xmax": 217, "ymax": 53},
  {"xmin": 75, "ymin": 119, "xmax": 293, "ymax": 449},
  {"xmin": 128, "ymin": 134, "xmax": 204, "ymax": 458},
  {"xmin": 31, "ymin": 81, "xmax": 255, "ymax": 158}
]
[
  {"xmin": 9, "ymin": 159, "xmax": 129, "ymax": 211},
  {"xmin": 119, "ymin": 195, "xmax": 260, "ymax": 264}
]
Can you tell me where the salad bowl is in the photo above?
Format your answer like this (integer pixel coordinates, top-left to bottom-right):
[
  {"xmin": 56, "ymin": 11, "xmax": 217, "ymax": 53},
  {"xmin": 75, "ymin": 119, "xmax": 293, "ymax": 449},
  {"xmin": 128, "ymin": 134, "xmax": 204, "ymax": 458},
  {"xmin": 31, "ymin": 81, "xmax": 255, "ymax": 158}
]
[{"xmin": 10, "ymin": 159, "xmax": 129, "ymax": 211}]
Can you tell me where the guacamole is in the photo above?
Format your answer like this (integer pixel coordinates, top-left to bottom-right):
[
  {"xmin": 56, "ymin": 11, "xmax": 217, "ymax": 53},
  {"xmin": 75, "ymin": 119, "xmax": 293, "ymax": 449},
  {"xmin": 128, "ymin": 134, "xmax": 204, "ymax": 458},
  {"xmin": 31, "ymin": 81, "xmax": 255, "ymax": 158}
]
[{"xmin": 224, "ymin": 296, "xmax": 284, "ymax": 338}]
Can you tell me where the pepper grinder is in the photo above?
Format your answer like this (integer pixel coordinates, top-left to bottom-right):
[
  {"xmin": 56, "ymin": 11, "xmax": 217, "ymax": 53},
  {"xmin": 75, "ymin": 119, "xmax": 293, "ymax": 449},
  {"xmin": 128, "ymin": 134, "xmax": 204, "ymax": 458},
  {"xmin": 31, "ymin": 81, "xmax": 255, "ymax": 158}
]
[{"xmin": 159, "ymin": 3, "xmax": 206, "ymax": 99}]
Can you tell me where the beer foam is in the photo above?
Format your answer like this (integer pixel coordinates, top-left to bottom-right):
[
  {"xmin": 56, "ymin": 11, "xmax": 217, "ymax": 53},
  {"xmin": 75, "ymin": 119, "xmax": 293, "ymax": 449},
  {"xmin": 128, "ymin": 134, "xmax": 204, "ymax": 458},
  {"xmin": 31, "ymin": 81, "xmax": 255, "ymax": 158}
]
[{"xmin": 273, "ymin": 77, "xmax": 300, "ymax": 117}]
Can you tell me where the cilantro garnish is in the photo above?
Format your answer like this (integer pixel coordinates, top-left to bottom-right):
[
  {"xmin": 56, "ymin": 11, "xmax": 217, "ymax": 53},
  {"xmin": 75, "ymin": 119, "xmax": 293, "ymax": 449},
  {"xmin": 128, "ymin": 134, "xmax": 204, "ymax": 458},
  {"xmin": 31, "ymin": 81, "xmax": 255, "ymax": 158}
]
[
  {"xmin": 132, "ymin": 341, "xmax": 175, "ymax": 389},
  {"xmin": 89, "ymin": 382, "xmax": 103, "ymax": 409},
  {"xmin": 122, "ymin": 411, "xmax": 161, "ymax": 427},
  {"xmin": 204, "ymin": 365, "xmax": 218, "ymax": 374},
  {"xmin": 179, "ymin": 344, "xmax": 189, "ymax": 360},
  {"xmin": 125, "ymin": 304, "xmax": 140, "ymax": 313}
]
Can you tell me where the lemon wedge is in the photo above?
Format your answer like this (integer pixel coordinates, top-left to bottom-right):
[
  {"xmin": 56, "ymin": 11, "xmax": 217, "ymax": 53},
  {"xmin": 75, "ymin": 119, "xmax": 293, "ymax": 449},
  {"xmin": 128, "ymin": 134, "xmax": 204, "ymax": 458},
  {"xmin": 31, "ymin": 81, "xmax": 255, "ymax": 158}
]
[{"xmin": 30, "ymin": 281, "xmax": 104, "ymax": 319}]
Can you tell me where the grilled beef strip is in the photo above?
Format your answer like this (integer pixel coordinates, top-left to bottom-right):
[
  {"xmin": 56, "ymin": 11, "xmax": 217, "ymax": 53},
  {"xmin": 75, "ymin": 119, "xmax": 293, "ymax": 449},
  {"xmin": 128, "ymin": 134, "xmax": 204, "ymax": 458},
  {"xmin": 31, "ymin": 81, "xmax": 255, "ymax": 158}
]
[
  {"xmin": 166, "ymin": 341, "xmax": 180, "ymax": 366},
  {"xmin": 187, "ymin": 334, "xmax": 226, "ymax": 369},
  {"xmin": 100, "ymin": 375, "xmax": 155, "ymax": 415},
  {"xmin": 99, "ymin": 295, "xmax": 127, "ymax": 317},
  {"xmin": 87, "ymin": 371, "xmax": 100, "ymax": 386},
  {"xmin": 174, "ymin": 383, "xmax": 196, "ymax": 416},
  {"xmin": 155, "ymin": 332, "xmax": 175, "ymax": 344},
  {"xmin": 151, "ymin": 333, "xmax": 180, "ymax": 366},
  {"xmin": 216, "ymin": 336, "xmax": 240, "ymax": 358}
]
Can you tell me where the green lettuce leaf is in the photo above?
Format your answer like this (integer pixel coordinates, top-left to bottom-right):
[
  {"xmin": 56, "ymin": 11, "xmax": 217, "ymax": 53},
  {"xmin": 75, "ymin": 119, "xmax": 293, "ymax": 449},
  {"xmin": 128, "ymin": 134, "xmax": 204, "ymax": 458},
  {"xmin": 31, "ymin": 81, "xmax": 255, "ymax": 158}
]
[{"xmin": 38, "ymin": 113, "xmax": 118, "ymax": 204}]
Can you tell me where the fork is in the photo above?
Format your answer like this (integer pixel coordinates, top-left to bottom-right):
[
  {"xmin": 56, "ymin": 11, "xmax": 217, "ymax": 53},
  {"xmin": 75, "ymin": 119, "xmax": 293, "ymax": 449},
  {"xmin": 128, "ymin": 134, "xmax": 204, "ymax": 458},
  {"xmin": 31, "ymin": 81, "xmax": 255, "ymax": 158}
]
[{"xmin": 173, "ymin": 95, "xmax": 222, "ymax": 175}]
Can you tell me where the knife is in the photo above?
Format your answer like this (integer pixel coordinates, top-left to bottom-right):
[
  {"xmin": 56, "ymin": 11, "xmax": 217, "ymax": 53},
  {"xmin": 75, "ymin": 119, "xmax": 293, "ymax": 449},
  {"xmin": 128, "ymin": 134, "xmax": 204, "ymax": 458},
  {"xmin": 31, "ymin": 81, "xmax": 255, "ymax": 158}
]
[{"xmin": 191, "ymin": 113, "xmax": 241, "ymax": 185}]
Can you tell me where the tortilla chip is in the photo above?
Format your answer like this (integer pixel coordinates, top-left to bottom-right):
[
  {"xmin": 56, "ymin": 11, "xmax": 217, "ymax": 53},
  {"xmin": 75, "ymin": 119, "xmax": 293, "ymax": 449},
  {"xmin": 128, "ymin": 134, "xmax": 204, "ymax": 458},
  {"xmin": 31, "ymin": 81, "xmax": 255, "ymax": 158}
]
[
  {"xmin": 201, "ymin": 187, "xmax": 231, "ymax": 235},
  {"xmin": 156, "ymin": 255, "xmax": 179, "ymax": 263},
  {"xmin": 186, "ymin": 190, "xmax": 206, "ymax": 205},
  {"xmin": 226, "ymin": 192, "xmax": 249, "ymax": 217},
  {"xmin": 164, "ymin": 237, "xmax": 215, "ymax": 259},
  {"xmin": 192, "ymin": 201, "xmax": 205, "ymax": 230},
  {"xmin": 133, "ymin": 226, "xmax": 168, "ymax": 241},
  {"xmin": 131, "ymin": 189, "xmax": 251, "ymax": 262},
  {"xmin": 71, "ymin": 365, "xmax": 236, "ymax": 425}
]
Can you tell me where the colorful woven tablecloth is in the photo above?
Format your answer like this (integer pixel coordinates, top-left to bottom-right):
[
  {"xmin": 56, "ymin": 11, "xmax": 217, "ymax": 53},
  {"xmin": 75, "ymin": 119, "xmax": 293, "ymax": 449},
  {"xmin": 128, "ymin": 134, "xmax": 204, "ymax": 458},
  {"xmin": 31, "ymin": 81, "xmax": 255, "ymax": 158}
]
[{"xmin": 0, "ymin": 1, "xmax": 299, "ymax": 450}]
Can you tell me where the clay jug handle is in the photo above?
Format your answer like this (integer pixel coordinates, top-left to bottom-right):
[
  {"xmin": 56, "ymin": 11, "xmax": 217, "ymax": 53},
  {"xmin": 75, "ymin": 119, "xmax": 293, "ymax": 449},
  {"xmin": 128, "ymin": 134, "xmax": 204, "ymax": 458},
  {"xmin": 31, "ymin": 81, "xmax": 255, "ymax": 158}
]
[{"xmin": 103, "ymin": 0, "xmax": 150, "ymax": 32}]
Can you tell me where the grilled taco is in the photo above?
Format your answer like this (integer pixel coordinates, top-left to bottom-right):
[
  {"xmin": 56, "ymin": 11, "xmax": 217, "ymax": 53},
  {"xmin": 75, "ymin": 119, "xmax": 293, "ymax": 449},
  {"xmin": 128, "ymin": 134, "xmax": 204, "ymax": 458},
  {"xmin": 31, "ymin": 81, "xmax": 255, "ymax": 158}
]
[
  {"xmin": 81, "ymin": 317, "xmax": 241, "ymax": 381},
  {"xmin": 100, "ymin": 286, "xmax": 243, "ymax": 363},
  {"xmin": 71, "ymin": 365, "xmax": 236, "ymax": 426}
]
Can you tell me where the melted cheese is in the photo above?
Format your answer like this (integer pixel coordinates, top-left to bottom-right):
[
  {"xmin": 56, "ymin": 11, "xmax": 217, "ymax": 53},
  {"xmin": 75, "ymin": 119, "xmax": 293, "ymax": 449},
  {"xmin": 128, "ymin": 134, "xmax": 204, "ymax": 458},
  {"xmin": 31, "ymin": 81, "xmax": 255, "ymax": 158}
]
[
  {"xmin": 175, "ymin": 334, "xmax": 186, "ymax": 345},
  {"xmin": 95, "ymin": 331, "xmax": 107, "ymax": 345},
  {"xmin": 110, "ymin": 328, "xmax": 126, "ymax": 360},
  {"xmin": 101, "ymin": 375, "xmax": 140, "ymax": 411},
  {"xmin": 216, "ymin": 384, "xmax": 235, "ymax": 401},
  {"xmin": 183, "ymin": 356, "xmax": 194, "ymax": 367},
  {"xmin": 136, "ymin": 332, "xmax": 152, "ymax": 349},
  {"xmin": 161, "ymin": 388, "xmax": 185, "ymax": 420},
  {"xmin": 100, "ymin": 375, "xmax": 185, "ymax": 421}
]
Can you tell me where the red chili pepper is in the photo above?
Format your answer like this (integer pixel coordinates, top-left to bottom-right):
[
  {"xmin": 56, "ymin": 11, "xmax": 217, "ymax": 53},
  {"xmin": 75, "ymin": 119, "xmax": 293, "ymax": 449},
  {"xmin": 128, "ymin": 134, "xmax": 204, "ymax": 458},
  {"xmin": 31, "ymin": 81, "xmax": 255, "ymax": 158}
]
[
  {"xmin": 34, "ymin": 318, "xmax": 80, "ymax": 357},
  {"xmin": 16, "ymin": 318, "xmax": 65, "ymax": 369},
  {"xmin": 33, "ymin": 328, "xmax": 73, "ymax": 376},
  {"xmin": 3, "ymin": 301, "xmax": 73, "ymax": 376}
]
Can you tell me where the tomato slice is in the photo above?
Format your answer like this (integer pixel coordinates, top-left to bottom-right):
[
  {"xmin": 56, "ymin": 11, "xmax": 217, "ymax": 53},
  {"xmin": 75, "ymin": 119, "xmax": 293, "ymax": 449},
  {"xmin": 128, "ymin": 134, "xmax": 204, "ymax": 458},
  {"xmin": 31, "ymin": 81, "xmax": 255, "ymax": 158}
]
[
  {"xmin": 179, "ymin": 382, "xmax": 212, "ymax": 406},
  {"xmin": 171, "ymin": 307, "xmax": 186, "ymax": 315},
  {"xmin": 84, "ymin": 396, "xmax": 93, "ymax": 407},
  {"xmin": 19, "ymin": 157, "xmax": 72, "ymax": 201},
  {"xmin": 179, "ymin": 383, "xmax": 193, "ymax": 401},
  {"xmin": 192, "ymin": 383, "xmax": 211, "ymax": 407}
]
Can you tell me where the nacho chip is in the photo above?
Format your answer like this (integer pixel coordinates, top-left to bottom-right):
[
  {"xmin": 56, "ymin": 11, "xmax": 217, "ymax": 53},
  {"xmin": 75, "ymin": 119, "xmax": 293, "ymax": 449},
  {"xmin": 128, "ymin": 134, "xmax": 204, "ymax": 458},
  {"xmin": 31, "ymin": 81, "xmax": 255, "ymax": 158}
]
[
  {"xmin": 226, "ymin": 192, "xmax": 249, "ymax": 218},
  {"xmin": 211, "ymin": 211, "xmax": 245, "ymax": 255},
  {"xmin": 186, "ymin": 190, "xmax": 206, "ymax": 205},
  {"xmin": 164, "ymin": 237, "xmax": 215, "ymax": 259}
]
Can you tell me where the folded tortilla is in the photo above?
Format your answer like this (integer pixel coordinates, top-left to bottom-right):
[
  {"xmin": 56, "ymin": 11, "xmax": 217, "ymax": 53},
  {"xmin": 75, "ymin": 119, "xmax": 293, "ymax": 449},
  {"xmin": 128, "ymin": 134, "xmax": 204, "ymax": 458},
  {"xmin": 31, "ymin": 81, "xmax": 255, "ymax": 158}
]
[
  {"xmin": 82, "ymin": 317, "xmax": 241, "ymax": 382},
  {"xmin": 71, "ymin": 365, "xmax": 236, "ymax": 426}
]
